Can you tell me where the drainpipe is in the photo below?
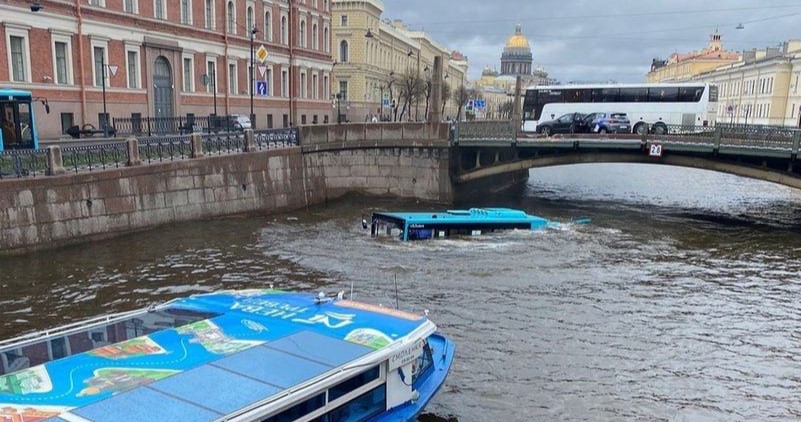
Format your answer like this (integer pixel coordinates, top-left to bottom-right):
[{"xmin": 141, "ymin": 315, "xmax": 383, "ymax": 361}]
[
  {"xmin": 288, "ymin": 0, "xmax": 295, "ymax": 125},
  {"xmin": 223, "ymin": 0, "xmax": 230, "ymax": 116},
  {"xmin": 76, "ymin": 0, "xmax": 87, "ymax": 127}
]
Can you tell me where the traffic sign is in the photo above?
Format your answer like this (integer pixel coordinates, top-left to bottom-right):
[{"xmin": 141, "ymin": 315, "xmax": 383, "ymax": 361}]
[
  {"xmin": 107, "ymin": 65, "xmax": 119, "ymax": 77},
  {"xmin": 258, "ymin": 65, "xmax": 268, "ymax": 79},
  {"xmin": 474, "ymin": 99, "xmax": 486, "ymax": 109},
  {"xmin": 382, "ymin": 98, "xmax": 391, "ymax": 108},
  {"xmin": 256, "ymin": 45, "xmax": 269, "ymax": 63},
  {"xmin": 256, "ymin": 81, "xmax": 268, "ymax": 96}
]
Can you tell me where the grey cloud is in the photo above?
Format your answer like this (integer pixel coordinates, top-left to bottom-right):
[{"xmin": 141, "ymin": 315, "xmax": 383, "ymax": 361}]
[{"xmin": 383, "ymin": 0, "xmax": 801, "ymax": 82}]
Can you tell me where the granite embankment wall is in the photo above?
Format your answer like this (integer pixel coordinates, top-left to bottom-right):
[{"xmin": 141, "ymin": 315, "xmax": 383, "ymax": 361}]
[{"xmin": 0, "ymin": 124, "xmax": 452, "ymax": 255}]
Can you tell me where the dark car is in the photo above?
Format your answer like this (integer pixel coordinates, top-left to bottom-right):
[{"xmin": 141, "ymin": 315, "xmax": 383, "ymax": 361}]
[
  {"xmin": 536, "ymin": 113, "xmax": 586, "ymax": 136},
  {"xmin": 581, "ymin": 112, "xmax": 631, "ymax": 134}
]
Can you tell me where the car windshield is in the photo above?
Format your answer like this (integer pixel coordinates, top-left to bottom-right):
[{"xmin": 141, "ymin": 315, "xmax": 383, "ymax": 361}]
[{"xmin": 558, "ymin": 114, "xmax": 574, "ymax": 122}]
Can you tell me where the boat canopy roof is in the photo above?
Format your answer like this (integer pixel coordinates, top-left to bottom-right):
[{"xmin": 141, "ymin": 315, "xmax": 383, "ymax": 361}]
[
  {"xmin": 373, "ymin": 208, "xmax": 549, "ymax": 226},
  {"xmin": 0, "ymin": 290, "xmax": 433, "ymax": 421}
]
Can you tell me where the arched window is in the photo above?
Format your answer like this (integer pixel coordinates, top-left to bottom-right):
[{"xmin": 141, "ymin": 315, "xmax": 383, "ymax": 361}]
[
  {"xmin": 204, "ymin": 0, "xmax": 214, "ymax": 29},
  {"xmin": 246, "ymin": 6, "xmax": 254, "ymax": 33},
  {"xmin": 312, "ymin": 24, "xmax": 318, "ymax": 50},
  {"xmin": 281, "ymin": 16, "xmax": 288, "ymax": 44},
  {"xmin": 299, "ymin": 20, "xmax": 306, "ymax": 48},
  {"xmin": 323, "ymin": 27, "xmax": 329, "ymax": 52},
  {"xmin": 264, "ymin": 11, "xmax": 272, "ymax": 41},
  {"xmin": 339, "ymin": 40, "xmax": 348, "ymax": 63},
  {"xmin": 226, "ymin": 1, "xmax": 235, "ymax": 34}
]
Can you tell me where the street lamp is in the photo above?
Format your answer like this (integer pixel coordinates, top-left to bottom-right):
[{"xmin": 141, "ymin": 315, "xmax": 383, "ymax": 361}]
[
  {"xmin": 99, "ymin": 54, "xmax": 118, "ymax": 137},
  {"xmin": 333, "ymin": 93, "xmax": 343, "ymax": 124},
  {"xmin": 249, "ymin": 25, "xmax": 259, "ymax": 129}
]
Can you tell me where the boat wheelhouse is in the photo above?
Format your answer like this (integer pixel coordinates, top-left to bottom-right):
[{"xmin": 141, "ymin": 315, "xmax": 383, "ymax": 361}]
[
  {"xmin": 371, "ymin": 208, "xmax": 551, "ymax": 241},
  {"xmin": 0, "ymin": 290, "xmax": 454, "ymax": 422}
]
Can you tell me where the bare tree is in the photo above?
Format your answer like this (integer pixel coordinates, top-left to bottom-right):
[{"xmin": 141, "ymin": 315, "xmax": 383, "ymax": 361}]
[
  {"xmin": 499, "ymin": 100, "xmax": 514, "ymax": 120},
  {"xmin": 397, "ymin": 72, "xmax": 425, "ymax": 122},
  {"xmin": 452, "ymin": 85, "xmax": 478, "ymax": 122},
  {"xmin": 440, "ymin": 82, "xmax": 452, "ymax": 118}
]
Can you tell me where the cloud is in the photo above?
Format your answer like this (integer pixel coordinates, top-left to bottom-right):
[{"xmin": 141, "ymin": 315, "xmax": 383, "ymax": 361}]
[{"xmin": 382, "ymin": 0, "xmax": 801, "ymax": 83}]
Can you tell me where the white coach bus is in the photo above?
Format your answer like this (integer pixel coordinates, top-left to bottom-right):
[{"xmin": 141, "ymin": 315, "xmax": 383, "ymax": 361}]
[{"xmin": 522, "ymin": 83, "xmax": 719, "ymax": 134}]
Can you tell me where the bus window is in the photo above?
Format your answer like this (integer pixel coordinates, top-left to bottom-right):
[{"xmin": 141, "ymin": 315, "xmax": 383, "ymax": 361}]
[
  {"xmin": 578, "ymin": 89, "xmax": 593, "ymax": 103},
  {"xmin": 708, "ymin": 86, "xmax": 719, "ymax": 102},
  {"xmin": 599, "ymin": 88, "xmax": 619, "ymax": 103},
  {"xmin": 563, "ymin": 89, "xmax": 581, "ymax": 103},
  {"xmin": 18, "ymin": 102, "xmax": 33, "ymax": 148},
  {"xmin": 1, "ymin": 103, "xmax": 19, "ymax": 149},
  {"xmin": 648, "ymin": 87, "xmax": 678, "ymax": 102},
  {"xmin": 619, "ymin": 88, "xmax": 648, "ymax": 102},
  {"xmin": 678, "ymin": 86, "xmax": 704, "ymax": 102}
]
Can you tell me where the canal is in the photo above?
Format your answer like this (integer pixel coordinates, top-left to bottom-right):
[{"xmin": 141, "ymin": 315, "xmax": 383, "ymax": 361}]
[{"xmin": 3, "ymin": 163, "xmax": 801, "ymax": 421}]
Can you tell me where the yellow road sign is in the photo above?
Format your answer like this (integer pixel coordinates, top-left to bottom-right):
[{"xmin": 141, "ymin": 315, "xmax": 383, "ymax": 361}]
[{"xmin": 256, "ymin": 45, "xmax": 269, "ymax": 63}]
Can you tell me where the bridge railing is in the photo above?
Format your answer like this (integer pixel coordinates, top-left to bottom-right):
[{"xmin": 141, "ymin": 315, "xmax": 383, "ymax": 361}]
[
  {"xmin": 0, "ymin": 149, "xmax": 50, "ymax": 179},
  {"xmin": 138, "ymin": 135, "xmax": 194, "ymax": 163},
  {"xmin": 456, "ymin": 120, "xmax": 518, "ymax": 142},
  {"xmin": 61, "ymin": 142, "xmax": 130, "ymax": 173}
]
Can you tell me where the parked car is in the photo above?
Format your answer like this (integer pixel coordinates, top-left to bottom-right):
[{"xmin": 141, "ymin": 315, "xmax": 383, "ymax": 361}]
[
  {"xmin": 230, "ymin": 114, "xmax": 252, "ymax": 130},
  {"xmin": 536, "ymin": 113, "xmax": 586, "ymax": 136},
  {"xmin": 581, "ymin": 112, "xmax": 631, "ymax": 134}
]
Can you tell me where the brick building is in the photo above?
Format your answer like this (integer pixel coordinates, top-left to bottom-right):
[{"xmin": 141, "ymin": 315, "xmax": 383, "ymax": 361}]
[{"xmin": 0, "ymin": 0, "xmax": 333, "ymax": 139}]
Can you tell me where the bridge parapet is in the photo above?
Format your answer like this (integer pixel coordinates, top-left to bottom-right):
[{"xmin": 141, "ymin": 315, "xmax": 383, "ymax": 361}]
[{"xmin": 300, "ymin": 123, "xmax": 448, "ymax": 146}]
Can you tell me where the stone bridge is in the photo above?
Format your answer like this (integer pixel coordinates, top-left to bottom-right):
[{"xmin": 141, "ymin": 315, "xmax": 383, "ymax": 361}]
[{"xmin": 454, "ymin": 120, "xmax": 801, "ymax": 190}]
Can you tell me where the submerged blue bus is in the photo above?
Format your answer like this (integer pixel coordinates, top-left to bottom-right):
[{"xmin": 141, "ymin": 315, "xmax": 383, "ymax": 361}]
[{"xmin": 0, "ymin": 88, "xmax": 40, "ymax": 151}]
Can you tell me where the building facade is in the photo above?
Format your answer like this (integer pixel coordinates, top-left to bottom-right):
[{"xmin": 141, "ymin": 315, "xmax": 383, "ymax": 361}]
[
  {"xmin": 0, "ymin": 0, "xmax": 333, "ymax": 139},
  {"xmin": 500, "ymin": 24, "xmax": 531, "ymax": 77},
  {"xmin": 646, "ymin": 31, "xmax": 741, "ymax": 83},
  {"xmin": 691, "ymin": 41, "xmax": 801, "ymax": 127},
  {"xmin": 331, "ymin": 0, "xmax": 467, "ymax": 122}
]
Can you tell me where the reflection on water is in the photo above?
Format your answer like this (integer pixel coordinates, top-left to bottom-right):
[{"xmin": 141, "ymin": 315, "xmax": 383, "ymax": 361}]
[{"xmin": 3, "ymin": 164, "xmax": 801, "ymax": 421}]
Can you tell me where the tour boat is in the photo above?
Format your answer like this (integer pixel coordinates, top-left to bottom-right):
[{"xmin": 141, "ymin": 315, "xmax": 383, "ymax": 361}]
[
  {"xmin": 0, "ymin": 290, "xmax": 454, "ymax": 422},
  {"xmin": 370, "ymin": 207, "xmax": 557, "ymax": 241}
]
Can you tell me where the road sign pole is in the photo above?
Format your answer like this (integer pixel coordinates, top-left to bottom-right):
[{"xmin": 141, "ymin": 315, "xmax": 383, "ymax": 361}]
[{"xmin": 101, "ymin": 53, "xmax": 108, "ymax": 137}]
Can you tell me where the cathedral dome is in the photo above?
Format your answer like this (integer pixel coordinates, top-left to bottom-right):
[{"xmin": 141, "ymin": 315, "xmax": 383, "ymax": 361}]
[{"xmin": 504, "ymin": 24, "xmax": 531, "ymax": 53}]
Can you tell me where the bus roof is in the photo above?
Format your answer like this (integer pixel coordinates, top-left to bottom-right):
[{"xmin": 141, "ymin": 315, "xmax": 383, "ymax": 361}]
[
  {"xmin": 0, "ymin": 88, "xmax": 33, "ymax": 99},
  {"xmin": 525, "ymin": 83, "xmax": 710, "ymax": 91}
]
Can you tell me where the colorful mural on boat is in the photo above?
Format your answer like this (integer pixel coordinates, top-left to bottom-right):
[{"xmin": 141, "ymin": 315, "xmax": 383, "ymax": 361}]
[{"xmin": 0, "ymin": 290, "xmax": 429, "ymax": 419}]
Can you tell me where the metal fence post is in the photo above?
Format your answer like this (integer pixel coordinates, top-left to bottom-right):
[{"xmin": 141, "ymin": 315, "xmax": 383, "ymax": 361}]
[
  {"xmin": 126, "ymin": 137, "xmax": 141, "ymax": 166},
  {"xmin": 190, "ymin": 133, "xmax": 205, "ymax": 158},
  {"xmin": 244, "ymin": 129, "xmax": 255, "ymax": 152},
  {"xmin": 46, "ymin": 146, "xmax": 65, "ymax": 175},
  {"xmin": 793, "ymin": 131, "xmax": 801, "ymax": 157},
  {"xmin": 714, "ymin": 127, "xmax": 722, "ymax": 152}
]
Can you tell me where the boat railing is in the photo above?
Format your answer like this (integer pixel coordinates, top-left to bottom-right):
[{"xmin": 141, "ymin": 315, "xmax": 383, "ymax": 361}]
[{"xmin": 0, "ymin": 303, "xmax": 171, "ymax": 352}]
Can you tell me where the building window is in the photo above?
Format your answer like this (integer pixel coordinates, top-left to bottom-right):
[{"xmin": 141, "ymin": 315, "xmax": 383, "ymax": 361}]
[
  {"xmin": 228, "ymin": 62, "xmax": 238, "ymax": 95},
  {"xmin": 300, "ymin": 72, "xmax": 307, "ymax": 98},
  {"xmin": 124, "ymin": 0, "xmax": 138, "ymax": 13},
  {"xmin": 227, "ymin": 1, "xmax": 236, "ymax": 34},
  {"xmin": 126, "ymin": 49, "xmax": 140, "ymax": 88},
  {"xmin": 8, "ymin": 34, "xmax": 29, "ymax": 83},
  {"xmin": 52, "ymin": 37, "xmax": 73, "ymax": 85},
  {"xmin": 265, "ymin": 68, "xmax": 273, "ymax": 96},
  {"xmin": 89, "ymin": 0, "xmax": 104, "ymax": 6},
  {"xmin": 154, "ymin": 0, "xmax": 166, "ymax": 19},
  {"xmin": 92, "ymin": 44, "xmax": 108, "ymax": 87},
  {"xmin": 281, "ymin": 70, "xmax": 288, "ymax": 97},
  {"xmin": 339, "ymin": 40, "xmax": 348, "ymax": 63},
  {"xmin": 312, "ymin": 24, "xmax": 318, "ymax": 50},
  {"xmin": 281, "ymin": 16, "xmax": 288, "ymax": 44},
  {"xmin": 299, "ymin": 20, "xmax": 306, "ymax": 48},
  {"xmin": 206, "ymin": 60, "xmax": 217, "ymax": 93},
  {"xmin": 264, "ymin": 11, "xmax": 272, "ymax": 41},
  {"xmin": 324, "ymin": 75, "xmax": 329, "ymax": 99},
  {"xmin": 324, "ymin": 26, "xmax": 329, "ymax": 53},
  {"xmin": 183, "ymin": 56, "xmax": 194, "ymax": 92},
  {"xmin": 339, "ymin": 80, "xmax": 348, "ymax": 101},
  {"xmin": 247, "ymin": 6, "xmax": 254, "ymax": 32},
  {"xmin": 312, "ymin": 73, "xmax": 318, "ymax": 99},
  {"xmin": 60, "ymin": 113, "xmax": 74, "ymax": 134},
  {"xmin": 341, "ymin": 15, "xmax": 348, "ymax": 26},
  {"xmin": 205, "ymin": 0, "xmax": 215, "ymax": 29},
  {"xmin": 181, "ymin": 0, "xmax": 191, "ymax": 24}
]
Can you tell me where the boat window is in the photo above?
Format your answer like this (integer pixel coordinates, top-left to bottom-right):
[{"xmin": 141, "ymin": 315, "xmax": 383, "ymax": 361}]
[
  {"xmin": 328, "ymin": 366, "xmax": 380, "ymax": 402},
  {"xmin": 261, "ymin": 392, "xmax": 325, "ymax": 422},
  {"xmin": 412, "ymin": 341, "xmax": 433, "ymax": 385},
  {"xmin": 325, "ymin": 384, "xmax": 386, "ymax": 422}
]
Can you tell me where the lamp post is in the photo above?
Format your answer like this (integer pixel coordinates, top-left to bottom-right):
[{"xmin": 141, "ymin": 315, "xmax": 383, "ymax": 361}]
[
  {"xmin": 334, "ymin": 93, "xmax": 343, "ymax": 124},
  {"xmin": 249, "ymin": 25, "xmax": 259, "ymax": 128}
]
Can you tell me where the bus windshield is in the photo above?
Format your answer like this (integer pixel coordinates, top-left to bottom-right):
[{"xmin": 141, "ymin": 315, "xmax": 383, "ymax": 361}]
[{"xmin": 0, "ymin": 90, "xmax": 38, "ymax": 151}]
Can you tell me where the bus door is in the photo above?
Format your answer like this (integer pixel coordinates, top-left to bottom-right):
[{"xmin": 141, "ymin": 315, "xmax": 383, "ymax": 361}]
[{"xmin": 0, "ymin": 101, "xmax": 34, "ymax": 151}]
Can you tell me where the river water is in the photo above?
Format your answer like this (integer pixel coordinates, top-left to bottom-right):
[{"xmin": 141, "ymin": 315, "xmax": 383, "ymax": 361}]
[{"xmin": 3, "ymin": 163, "xmax": 801, "ymax": 421}]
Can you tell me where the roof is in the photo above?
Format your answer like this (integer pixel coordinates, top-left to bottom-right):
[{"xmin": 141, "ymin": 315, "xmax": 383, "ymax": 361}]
[
  {"xmin": 0, "ymin": 290, "xmax": 433, "ymax": 421},
  {"xmin": 504, "ymin": 24, "xmax": 531, "ymax": 52},
  {"xmin": 526, "ymin": 82, "xmax": 712, "ymax": 90},
  {"xmin": 374, "ymin": 208, "xmax": 549, "ymax": 227},
  {"xmin": 0, "ymin": 88, "xmax": 33, "ymax": 99}
]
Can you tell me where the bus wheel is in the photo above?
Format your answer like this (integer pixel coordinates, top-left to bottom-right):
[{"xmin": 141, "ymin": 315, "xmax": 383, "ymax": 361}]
[
  {"xmin": 634, "ymin": 123, "xmax": 647, "ymax": 135},
  {"xmin": 653, "ymin": 124, "xmax": 668, "ymax": 135}
]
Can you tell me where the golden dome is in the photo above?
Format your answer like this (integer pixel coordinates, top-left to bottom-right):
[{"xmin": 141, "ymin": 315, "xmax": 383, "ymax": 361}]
[{"xmin": 505, "ymin": 24, "xmax": 530, "ymax": 51}]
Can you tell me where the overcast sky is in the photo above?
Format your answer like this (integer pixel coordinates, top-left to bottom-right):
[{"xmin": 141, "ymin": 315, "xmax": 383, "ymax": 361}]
[{"xmin": 383, "ymin": 0, "xmax": 801, "ymax": 83}]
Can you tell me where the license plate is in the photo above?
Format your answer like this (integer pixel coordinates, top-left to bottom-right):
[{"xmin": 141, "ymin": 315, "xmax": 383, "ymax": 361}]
[{"xmin": 620, "ymin": 126, "xmax": 629, "ymax": 130}]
